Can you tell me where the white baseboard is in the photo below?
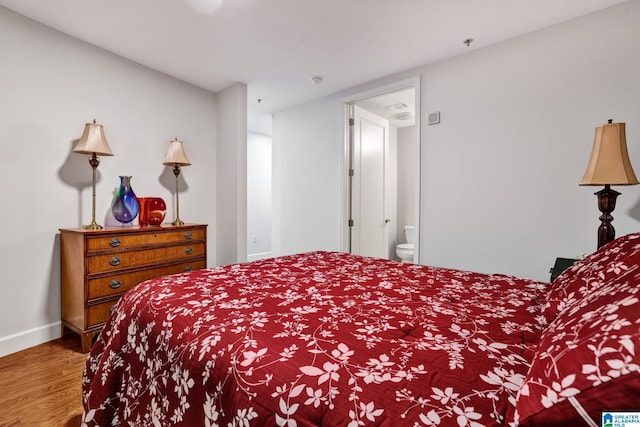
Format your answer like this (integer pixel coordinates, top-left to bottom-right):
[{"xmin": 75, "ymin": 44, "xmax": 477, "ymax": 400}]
[
  {"xmin": 247, "ymin": 251, "xmax": 273, "ymax": 262},
  {"xmin": 0, "ymin": 321, "xmax": 61, "ymax": 358}
]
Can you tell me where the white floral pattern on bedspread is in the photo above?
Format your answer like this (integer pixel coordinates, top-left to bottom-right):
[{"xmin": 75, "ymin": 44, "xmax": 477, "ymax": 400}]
[{"xmin": 83, "ymin": 251, "xmax": 548, "ymax": 427}]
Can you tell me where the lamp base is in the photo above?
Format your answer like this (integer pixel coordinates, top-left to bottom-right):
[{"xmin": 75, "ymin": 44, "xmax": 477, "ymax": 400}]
[
  {"xmin": 170, "ymin": 166, "xmax": 185, "ymax": 227},
  {"xmin": 82, "ymin": 221, "xmax": 103, "ymax": 230},
  {"xmin": 83, "ymin": 154, "xmax": 104, "ymax": 231},
  {"xmin": 595, "ymin": 184, "xmax": 620, "ymax": 249}
]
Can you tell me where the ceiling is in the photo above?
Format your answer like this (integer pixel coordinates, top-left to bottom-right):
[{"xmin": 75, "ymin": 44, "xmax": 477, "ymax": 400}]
[{"xmin": 0, "ymin": 0, "xmax": 627, "ymax": 114}]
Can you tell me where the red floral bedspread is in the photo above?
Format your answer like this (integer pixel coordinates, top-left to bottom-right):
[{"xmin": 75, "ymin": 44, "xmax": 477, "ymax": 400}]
[{"xmin": 82, "ymin": 251, "xmax": 548, "ymax": 426}]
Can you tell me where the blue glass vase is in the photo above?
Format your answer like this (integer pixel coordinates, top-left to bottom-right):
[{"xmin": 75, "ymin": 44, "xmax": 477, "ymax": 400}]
[{"xmin": 111, "ymin": 176, "xmax": 140, "ymax": 225}]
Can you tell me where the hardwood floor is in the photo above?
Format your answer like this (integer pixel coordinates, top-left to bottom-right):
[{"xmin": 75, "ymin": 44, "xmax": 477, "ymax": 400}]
[{"xmin": 0, "ymin": 336, "xmax": 85, "ymax": 426}]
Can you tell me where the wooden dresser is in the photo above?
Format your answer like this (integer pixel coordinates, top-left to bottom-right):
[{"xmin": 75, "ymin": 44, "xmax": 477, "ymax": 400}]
[{"xmin": 60, "ymin": 223, "xmax": 207, "ymax": 352}]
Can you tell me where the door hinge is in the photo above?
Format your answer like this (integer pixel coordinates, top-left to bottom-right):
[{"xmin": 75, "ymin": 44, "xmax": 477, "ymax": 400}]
[
  {"xmin": 349, "ymin": 118, "xmax": 354, "ymax": 126},
  {"xmin": 348, "ymin": 168, "xmax": 354, "ymax": 177},
  {"xmin": 348, "ymin": 219, "xmax": 354, "ymax": 227}
]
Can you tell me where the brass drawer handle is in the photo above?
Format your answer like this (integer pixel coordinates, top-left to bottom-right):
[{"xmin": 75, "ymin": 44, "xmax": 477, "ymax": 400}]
[
  {"xmin": 109, "ymin": 257, "xmax": 121, "ymax": 266},
  {"xmin": 109, "ymin": 238, "xmax": 121, "ymax": 247},
  {"xmin": 185, "ymin": 266, "xmax": 193, "ymax": 272},
  {"xmin": 109, "ymin": 280, "xmax": 121, "ymax": 289},
  {"xmin": 185, "ymin": 232, "xmax": 193, "ymax": 240},
  {"xmin": 185, "ymin": 247, "xmax": 193, "ymax": 255}
]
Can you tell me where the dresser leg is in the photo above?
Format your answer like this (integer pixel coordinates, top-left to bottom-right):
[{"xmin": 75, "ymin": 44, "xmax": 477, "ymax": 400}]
[
  {"xmin": 80, "ymin": 332, "xmax": 96, "ymax": 353},
  {"xmin": 61, "ymin": 324, "xmax": 73, "ymax": 338}
]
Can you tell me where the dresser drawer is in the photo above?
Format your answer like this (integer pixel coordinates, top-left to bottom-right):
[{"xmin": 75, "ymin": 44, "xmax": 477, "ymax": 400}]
[
  {"xmin": 87, "ymin": 300, "xmax": 118, "ymax": 329},
  {"xmin": 88, "ymin": 259, "xmax": 207, "ymax": 300},
  {"xmin": 88, "ymin": 243, "xmax": 205, "ymax": 274},
  {"xmin": 86, "ymin": 228, "xmax": 205, "ymax": 251}
]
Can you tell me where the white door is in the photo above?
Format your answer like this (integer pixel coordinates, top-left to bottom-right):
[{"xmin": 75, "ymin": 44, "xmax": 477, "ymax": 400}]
[{"xmin": 350, "ymin": 105, "xmax": 390, "ymax": 258}]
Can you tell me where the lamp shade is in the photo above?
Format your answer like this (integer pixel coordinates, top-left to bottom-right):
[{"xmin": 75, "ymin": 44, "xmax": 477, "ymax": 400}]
[
  {"xmin": 73, "ymin": 120, "xmax": 114, "ymax": 156},
  {"xmin": 580, "ymin": 121, "xmax": 639, "ymax": 186},
  {"xmin": 163, "ymin": 138, "xmax": 191, "ymax": 166}
]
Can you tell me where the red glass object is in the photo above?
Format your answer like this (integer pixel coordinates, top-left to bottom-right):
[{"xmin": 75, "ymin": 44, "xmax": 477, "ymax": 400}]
[{"xmin": 137, "ymin": 197, "xmax": 167, "ymax": 227}]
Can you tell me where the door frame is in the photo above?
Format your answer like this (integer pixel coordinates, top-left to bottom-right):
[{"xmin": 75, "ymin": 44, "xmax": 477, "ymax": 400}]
[{"xmin": 341, "ymin": 76, "xmax": 421, "ymax": 263}]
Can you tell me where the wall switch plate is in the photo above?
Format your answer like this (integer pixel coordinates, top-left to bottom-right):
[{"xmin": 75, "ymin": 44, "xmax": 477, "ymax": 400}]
[{"xmin": 428, "ymin": 111, "xmax": 440, "ymax": 125}]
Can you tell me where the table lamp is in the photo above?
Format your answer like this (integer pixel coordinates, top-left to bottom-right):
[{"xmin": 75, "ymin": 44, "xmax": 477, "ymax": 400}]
[
  {"xmin": 580, "ymin": 120, "xmax": 638, "ymax": 248},
  {"xmin": 74, "ymin": 120, "xmax": 114, "ymax": 230},
  {"xmin": 163, "ymin": 138, "xmax": 191, "ymax": 226}
]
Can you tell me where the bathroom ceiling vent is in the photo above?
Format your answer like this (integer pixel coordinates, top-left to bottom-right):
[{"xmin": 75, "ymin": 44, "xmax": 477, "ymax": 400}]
[{"xmin": 385, "ymin": 102, "xmax": 409, "ymax": 112}]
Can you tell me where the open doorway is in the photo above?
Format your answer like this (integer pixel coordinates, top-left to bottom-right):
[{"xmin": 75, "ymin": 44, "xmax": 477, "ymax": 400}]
[
  {"xmin": 344, "ymin": 78, "xmax": 420, "ymax": 263},
  {"xmin": 247, "ymin": 110, "xmax": 273, "ymax": 262}
]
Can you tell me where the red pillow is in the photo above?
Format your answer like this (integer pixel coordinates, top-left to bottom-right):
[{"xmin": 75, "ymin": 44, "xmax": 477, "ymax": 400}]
[
  {"xmin": 542, "ymin": 233, "xmax": 640, "ymax": 323},
  {"xmin": 513, "ymin": 265, "xmax": 640, "ymax": 426}
]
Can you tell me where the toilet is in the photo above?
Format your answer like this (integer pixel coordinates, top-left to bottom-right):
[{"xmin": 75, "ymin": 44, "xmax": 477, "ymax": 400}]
[{"xmin": 396, "ymin": 225, "xmax": 414, "ymax": 263}]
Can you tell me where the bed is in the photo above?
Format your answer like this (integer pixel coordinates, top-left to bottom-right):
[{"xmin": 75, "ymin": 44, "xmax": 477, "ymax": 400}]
[{"xmin": 82, "ymin": 232, "xmax": 640, "ymax": 426}]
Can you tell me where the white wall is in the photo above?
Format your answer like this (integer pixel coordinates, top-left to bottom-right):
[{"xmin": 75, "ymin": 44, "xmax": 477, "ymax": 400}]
[
  {"xmin": 272, "ymin": 1, "xmax": 640, "ymax": 282},
  {"xmin": 247, "ymin": 132, "xmax": 272, "ymax": 260},
  {"xmin": 420, "ymin": 1, "xmax": 640, "ymax": 280},
  {"xmin": 216, "ymin": 83, "xmax": 248, "ymax": 266},
  {"xmin": 397, "ymin": 126, "xmax": 416, "ymax": 245},
  {"xmin": 387, "ymin": 125, "xmax": 399, "ymax": 260},
  {"xmin": 0, "ymin": 7, "xmax": 217, "ymax": 357},
  {"xmin": 272, "ymin": 99, "xmax": 343, "ymax": 255},
  {"xmin": 248, "ymin": 110, "xmax": 273, "ymax": 137}
]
